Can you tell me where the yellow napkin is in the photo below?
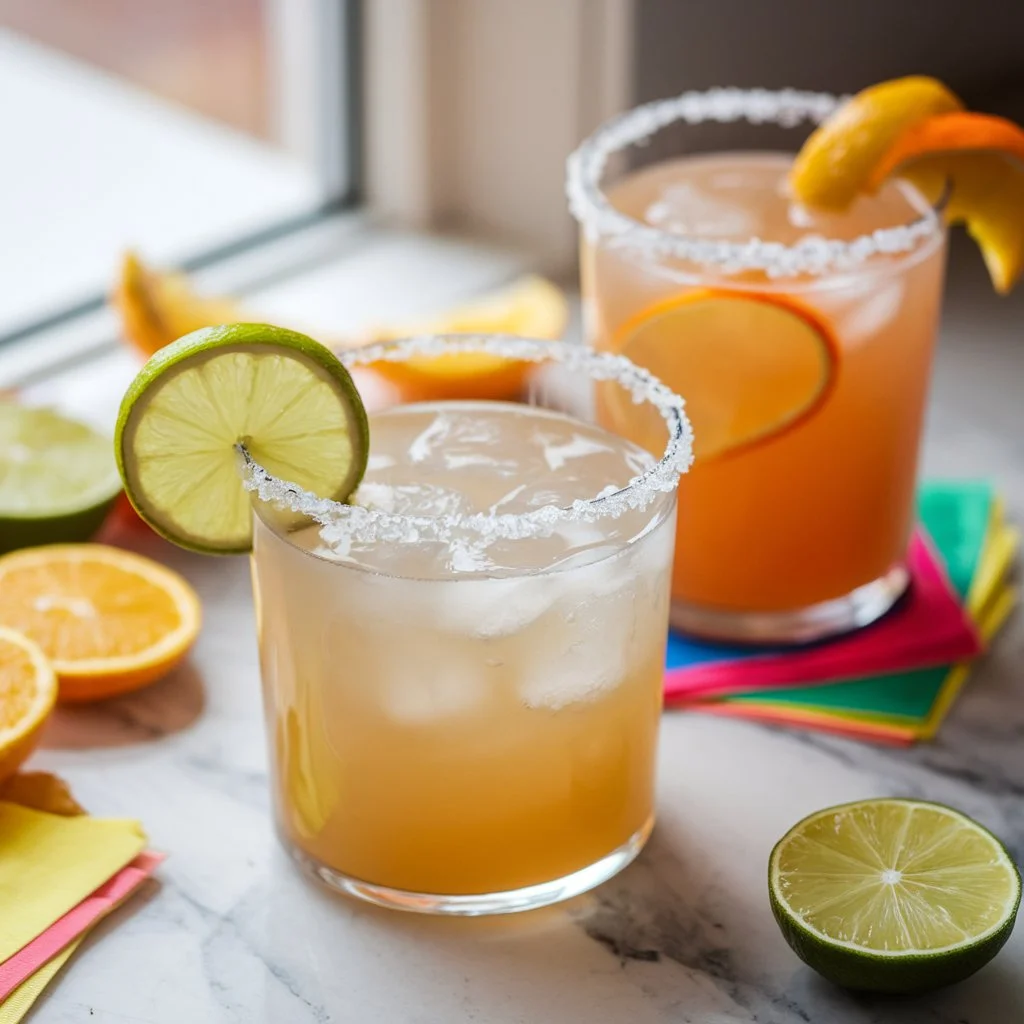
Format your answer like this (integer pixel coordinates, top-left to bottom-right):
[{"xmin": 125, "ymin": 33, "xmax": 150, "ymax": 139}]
[
  {"xmin": 0, "ymin": 802, "xmax": 146, "ymax": 963},
  {"xmin": 0, "ymin": 802, "xmax": 146, "ymax": 1022},
  {"xmin": 0, "ymin": 943, "xmax": 79, "ymax": 1024}
]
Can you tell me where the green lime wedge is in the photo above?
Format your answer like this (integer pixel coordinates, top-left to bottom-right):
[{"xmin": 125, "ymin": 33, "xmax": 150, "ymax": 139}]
[
  {"xmin": 769, "ymin": 798, "xmax": 1021, "ymax": 994},
  {"xmin": 115, "ymin": 323, "xmax": 368, "ymax": 554},
  {"xmin": 0, "ymin": 403, "xmax": 121, "ymax": 553}
]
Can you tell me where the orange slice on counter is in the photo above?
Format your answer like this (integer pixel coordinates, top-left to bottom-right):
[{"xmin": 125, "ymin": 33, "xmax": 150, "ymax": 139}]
[
  {"xmin": 0, "ymin": 627, "xmax": 57, "ymax": 784},
  {"xmin": 790, "ymin": 76, "xmax": 963, "ymax": 211},
  {"xmin": 0, "ymin": 545, "xmax": 201, "ymax": 703},
  {"xmin": 867, "ymin": 112, "xmax": 1024, "ymax": 293},
  {"xmin": 112, "ymin": 252, "xmax": 568, "ymax": 400},
  {"xmin": 609, "ymin": 291, "xmax": 837, "ymax": 461},
  {"xmin": 366, "ymin": 275, "xmax": 569, "ymax": 401},
  {"xmin": 113, "ymin": 251, "xmax": 243, "ymax": 357},
  {"xmin": 0, "ymin": 770, "xmax": 85, "ymax": 815}
]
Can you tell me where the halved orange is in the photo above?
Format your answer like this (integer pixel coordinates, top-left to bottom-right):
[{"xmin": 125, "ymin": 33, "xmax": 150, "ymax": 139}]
[
  {"xmin": 0, "ymin": 545, "xmax": 201, "ymax": 703},
  {"xmin": 609, "ymin": 291, "xmax": 837, "ymax": 461},
  {"xmin": 868, "ymin": 112, "xmax": 1024, "ymax": 293},
  {"xmin": 0, "ymin": 626, "xmax": 57, "ymax": 783}
]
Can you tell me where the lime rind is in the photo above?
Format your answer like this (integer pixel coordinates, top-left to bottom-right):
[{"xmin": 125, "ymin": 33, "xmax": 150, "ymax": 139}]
[
  {"xmin": 115, "ymin": 324, "xmax": 369, "ymax": 554},
  {"xmin": 769, "ymin": 798, "xmax": 1021, "ymax": 993}
]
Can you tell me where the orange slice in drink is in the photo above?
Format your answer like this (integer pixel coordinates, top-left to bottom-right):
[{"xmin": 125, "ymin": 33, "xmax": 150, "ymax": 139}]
[
  {"xmin": 867, "ymin": 112, "xmax": 1024, "ymax": 294},
  {"xmin": 0, "ymin": 627, "xmax": 57, "ymax": 783},
  {"xmin": 0, "ymin": 544, "xmax": 201, "ymax": 703},
  {"xmin": 610, "ymin": 291, "xmax": 837, "ymax": 461}
]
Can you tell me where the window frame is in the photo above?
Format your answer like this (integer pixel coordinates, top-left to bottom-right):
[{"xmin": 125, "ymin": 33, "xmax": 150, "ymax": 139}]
[{"xmin": 0, "ymin": 0, "xmax": 363, "ymax": 350}]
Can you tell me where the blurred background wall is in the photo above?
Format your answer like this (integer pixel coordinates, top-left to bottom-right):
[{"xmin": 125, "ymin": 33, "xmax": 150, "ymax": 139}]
[{"xmin": 2, "ymin": 0, "xmax": 1022, "ymax": 323}]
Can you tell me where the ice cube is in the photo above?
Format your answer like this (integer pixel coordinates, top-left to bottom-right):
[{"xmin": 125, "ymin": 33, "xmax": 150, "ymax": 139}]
[
  {"xmin": 839, "ymin": 282, "xmax": 905, "ymax": 347},
  {"xmin": 354, "ymin": 482, "xmax": 465, "ymax": 516},
  {"xmin": 644, "ymin": 183, "xmax": 756, "ymax": 238},
  {"xmin": 407, "ymin": 414, "xmax": 452, "ymax": 463},
  {"xmin": 518, "ymin": 624, "xmax": 629, "ymax": 710},
  {"xmin": 435, "ymin": 575, "xmax": 562, "ymax": 639},
  {"xmin": 539, "ymin": 432, "xmax": 613, "ymax": 471},
  {"xmin": 443, "ymin": 452, "xmax": 518, "ymax": 473},
  {"xmin": 379, "ymin": 656, "xmax": 486, "ymax": 725},
  {"xmin": 517, "ymin": 579, "xmax": 637, "ymax": 710}
]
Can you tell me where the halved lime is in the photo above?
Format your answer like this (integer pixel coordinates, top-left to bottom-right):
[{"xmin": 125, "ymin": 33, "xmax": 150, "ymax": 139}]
[
  {"xmin": 0, "ymin": 403, "xmax": 121, "ymax": 554},
  {"xmin": 770, "ymin": 798, "xmax": 1021, "ymax": 993},
  {"xmin": 115, "ymin": 324, "xmax": 369, "ymax": 554}
]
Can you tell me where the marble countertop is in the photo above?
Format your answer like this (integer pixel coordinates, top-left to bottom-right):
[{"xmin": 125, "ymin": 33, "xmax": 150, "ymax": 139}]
[{"xmin": 25, "ymin": 242, "xmax": 1024, "ymax": 1023}]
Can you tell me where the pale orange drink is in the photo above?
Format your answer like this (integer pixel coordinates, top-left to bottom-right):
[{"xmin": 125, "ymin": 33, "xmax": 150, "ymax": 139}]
[
  {"xmin": 248, "ymin": 337, "xmax": 690, "ymax": 914},
  {"xmin": 569, "ymin": 89, "xmax": 949, "ymax": 642}
]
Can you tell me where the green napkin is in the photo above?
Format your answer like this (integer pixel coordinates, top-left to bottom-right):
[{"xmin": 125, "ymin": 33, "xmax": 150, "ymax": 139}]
[{"xmin": 722, "ymin": 481, "xmax": 1013, "ymax": 739}]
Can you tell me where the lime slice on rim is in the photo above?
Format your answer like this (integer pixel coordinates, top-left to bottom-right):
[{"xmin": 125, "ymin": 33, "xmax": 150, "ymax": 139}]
[
  {"xmin": 769, "ymin": 798, "xmax": 1021, "ymax": 994},
  {"xmin": 0, "ymin": 403, "xmax": 121, "ymax": 554},
  {"xmin": 115, "ymin": 323, "xmax": 369, "ymax": 554}
]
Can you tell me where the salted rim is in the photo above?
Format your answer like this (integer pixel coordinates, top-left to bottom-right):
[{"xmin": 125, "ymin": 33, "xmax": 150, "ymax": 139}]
[
  {"xmin": 566, "ymin": 87, "xmax": 943, "ymax": 277},
  {"xmin": 241, "ymin": 334, "xmax": 693, "ymax": 546}
]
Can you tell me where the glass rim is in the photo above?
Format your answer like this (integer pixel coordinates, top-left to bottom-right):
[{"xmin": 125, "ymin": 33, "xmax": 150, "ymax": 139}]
[
  {"xmin": 566, "ymin": 86, "xmax": 944, "ymax": 278},
  {"xmin": 241, "ymin": 334, "xmax": 693, "ymax": 548}
]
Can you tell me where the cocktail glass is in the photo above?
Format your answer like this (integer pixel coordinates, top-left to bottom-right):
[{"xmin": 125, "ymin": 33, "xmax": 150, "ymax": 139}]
[
  {"xmin": 245, "ymin": 335, "xmax": 692, "ymax": 915},
  {"xmin": 568, "ymin": 89, "xmax": 947, "ymax": 643}
]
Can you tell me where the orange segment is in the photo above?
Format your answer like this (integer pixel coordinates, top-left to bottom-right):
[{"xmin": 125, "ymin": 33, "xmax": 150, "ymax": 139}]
[
  {"xmin": 0, "ymin": 626, "xmax": 57, "ymax": 783},
  {"xmin": 0, "ymin": 545, "xmax": 201, "ymax": 703},
  {"xmin": 869, "ymin": 112, "xmax": 1024, "ymax": 293},
  {"xmin": 112, "ymin": 251, "xmax": 242, "ymax": 357},
  {"xmin": 366, "ymin": 275, "xmax": 569, "ymax": 401},
  {"xmin": 610, "ymin": 291, "xmax": 837, "ymax": 461},
  {"xmin": 0, "ymin": 770, "xmax": 85, "ymax": 815},
  {"xmin": 791, "ymin": 76, "xmax": 963, "ymax": 210}
]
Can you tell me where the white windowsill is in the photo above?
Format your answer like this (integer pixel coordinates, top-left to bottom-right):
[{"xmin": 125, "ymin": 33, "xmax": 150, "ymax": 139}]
[{"xmin": 11, "ymin": 220, "xmax": 540, "ymax": 429}]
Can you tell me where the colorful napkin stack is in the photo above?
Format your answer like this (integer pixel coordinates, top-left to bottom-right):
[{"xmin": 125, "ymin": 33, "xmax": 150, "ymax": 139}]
[
  {"xmin": 0, "ymin": 786, "xmax": 160, "ymax": 1023},
  {"xmin": 665, "ymin": 481, "xmax": 1017, "ymax": 744}
]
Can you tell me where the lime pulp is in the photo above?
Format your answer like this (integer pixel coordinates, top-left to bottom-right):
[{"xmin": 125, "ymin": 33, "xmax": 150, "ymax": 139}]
[{"xmin": 769, "ymin": 798, "xmax": 1021, "ymax": 993}]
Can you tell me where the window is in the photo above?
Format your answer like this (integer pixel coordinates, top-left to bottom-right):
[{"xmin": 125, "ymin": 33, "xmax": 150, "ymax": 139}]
[{"xmin": 0, "ymin": 0, "xmax": 358, "ymax": 341}]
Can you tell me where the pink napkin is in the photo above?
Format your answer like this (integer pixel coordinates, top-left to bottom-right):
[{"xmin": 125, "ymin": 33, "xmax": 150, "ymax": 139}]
[
  {"xmin": 664, "ymin": 532, "xmax": 981, "ymax": 702},
  {"xmin": 0, "ymin": 852, "xmax": 164, "ymax": 1001}
]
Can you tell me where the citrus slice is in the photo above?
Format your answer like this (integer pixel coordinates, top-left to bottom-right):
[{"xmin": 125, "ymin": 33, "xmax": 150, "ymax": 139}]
[
  {"xmin": 113, "ymin": 251, "xmax": 243, "ymax": 357},
  {"xmin": 0, "ymin": 770, "xmax": 85, "ymax": 815},
  {"xmin": 115, "ymin": 324, "xmax": 369, "ymax": 553},
  {"xmin": 0, "ymin": 627, "xmax": 57, "ymax": 783},
  {"xmin": 110, "ymin": 253, "xmax": 568, "ymax": 399},
  {"xmin": 790, "ymin": 76, "xmax": 963, "ymax": 210},
  {"xmin": 770, "ymin": 798, "xmax": 1021, "ymax": 994},
  {"xmin": 609, "ymin": 291, "xmax": 836, "ymax": 460},
  {"xmin": 868, "ymin": 112, "xmax": 1024, "ymax": 293},
  {"xmin": 0, "ymin": 544, "xmax": 201, "ymax": 703},
  {"xmin": 0, "ymin": 403, "xmax": 122, "ymax": 554},
  {"xmin": 367, "ymin": 275, "xmax": 569, "ymax": 401}
]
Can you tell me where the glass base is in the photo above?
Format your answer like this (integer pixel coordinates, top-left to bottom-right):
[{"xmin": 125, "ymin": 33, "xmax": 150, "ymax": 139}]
[
  {"xmin": 669, "ymin": 564, "xmax": 910, "ymax": 645},
  {"xmin": 284, "ymin": 817, "xmax": 653, "ymax": 916}
]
